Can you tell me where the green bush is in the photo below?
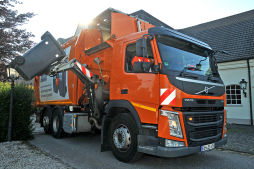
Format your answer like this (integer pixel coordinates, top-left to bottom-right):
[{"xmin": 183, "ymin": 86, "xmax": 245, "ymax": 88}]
[{"xmin": 0, "ymin": 82, "xmax": 35, "ymax": 142}]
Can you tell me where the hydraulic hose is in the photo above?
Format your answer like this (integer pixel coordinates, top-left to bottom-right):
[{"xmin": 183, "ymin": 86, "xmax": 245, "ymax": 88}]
[{"xmin": 89, "ymin": 117, "xmax": 101, "ymax": 129}]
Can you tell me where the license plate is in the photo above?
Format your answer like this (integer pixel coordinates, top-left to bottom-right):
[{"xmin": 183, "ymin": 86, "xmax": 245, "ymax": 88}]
[{"xmin": 201, "ymin": 143, "xmax": 215, "ymax": 152}]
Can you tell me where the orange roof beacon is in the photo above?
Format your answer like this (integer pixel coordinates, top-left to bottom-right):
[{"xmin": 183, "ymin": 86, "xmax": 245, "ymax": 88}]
[{"xmin": 12, "ymin": 8, "xmax": 227, "ymax": 163}]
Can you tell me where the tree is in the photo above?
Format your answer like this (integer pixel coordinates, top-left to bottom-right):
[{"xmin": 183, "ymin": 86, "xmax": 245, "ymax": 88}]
[{"xmin": 0, "ymin": 0, "xmax": 36, "ymax": 81}]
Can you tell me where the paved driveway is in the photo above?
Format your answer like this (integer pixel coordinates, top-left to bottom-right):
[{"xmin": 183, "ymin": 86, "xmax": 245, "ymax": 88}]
[{"xmin": 28, "ymin": 131, "xmax": 254, "ymax": 169}]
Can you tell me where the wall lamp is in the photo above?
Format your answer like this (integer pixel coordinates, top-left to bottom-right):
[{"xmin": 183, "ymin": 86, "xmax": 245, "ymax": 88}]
[{"xmin": 239, "ymin": 79, "xmax": 247, "ymax": 98}]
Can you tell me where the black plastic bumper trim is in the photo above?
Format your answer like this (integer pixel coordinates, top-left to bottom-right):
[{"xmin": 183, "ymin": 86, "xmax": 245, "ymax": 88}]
[
  {"xmin": 139, "ymin": 137, "xmax": 227, "ymax": 157},
  {"xmin": 190, "ymin": 133, "xmax": 221, "ymax": 142},
  {"xmin": 156, "ymin": 137, "xmax": 227, "ymax": 157}
]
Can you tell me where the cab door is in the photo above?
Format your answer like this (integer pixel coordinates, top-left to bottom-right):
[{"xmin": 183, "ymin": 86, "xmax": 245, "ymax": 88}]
[{"xmin": 120, "ymin": 39, "xmax": 160, "ymax": 124}]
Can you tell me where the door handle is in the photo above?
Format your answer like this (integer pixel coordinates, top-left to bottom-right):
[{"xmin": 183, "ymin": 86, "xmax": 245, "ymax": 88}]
[{"xmin": 121, "ymin": 89, "xmax": 128, "ymax": 94}]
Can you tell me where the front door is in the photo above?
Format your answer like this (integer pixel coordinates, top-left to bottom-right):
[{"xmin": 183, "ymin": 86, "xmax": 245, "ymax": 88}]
[{"xmin": 120, "ymin": 39, "xmax": 160, "ymax": 124}]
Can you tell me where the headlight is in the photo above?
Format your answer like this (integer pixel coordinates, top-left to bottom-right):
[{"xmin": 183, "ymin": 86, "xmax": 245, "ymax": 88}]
[
  {"xmin": 161, "ymin": 110, "xmax": 183, "ymax": 138},
  {"xmin": 165, "ymin": 139, "xmax": 185, "ymax": 147}
]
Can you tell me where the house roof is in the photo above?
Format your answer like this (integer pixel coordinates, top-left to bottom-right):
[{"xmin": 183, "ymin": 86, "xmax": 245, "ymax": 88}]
[{"xmin": 178, "ymin": 10, "xmax": 254, "ymax": 63}]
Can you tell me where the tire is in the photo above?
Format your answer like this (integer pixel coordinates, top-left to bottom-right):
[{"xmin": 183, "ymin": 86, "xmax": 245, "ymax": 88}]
[
  {"xmin": 43, "ymin": 109, "xmax": 52, "ymax": 134},
  {"xmin": 51, "ymin": 109, "xmax": 66, "ymax": 138},
  {"xmin": 109, "ymin": 113, "xmax": 144, "ymax": 163}
]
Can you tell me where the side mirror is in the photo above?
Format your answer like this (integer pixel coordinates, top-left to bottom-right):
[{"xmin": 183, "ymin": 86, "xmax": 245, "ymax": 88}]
[
  {"xmin": 211, "ymin": 56, "xmax": 219, "ymax": 77},
  {"xmin": 136, "ymin": 38, "xmax": 147, "ymax": 57},
  {"xmin": 133, "ymin": 62, "xmax": 152, "ymax": 73}
]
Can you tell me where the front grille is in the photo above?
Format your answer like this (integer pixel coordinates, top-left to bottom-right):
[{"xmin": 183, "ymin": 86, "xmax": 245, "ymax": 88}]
[
  {"xmin": 189, "ymin": 126, "xmax": 219, "ymax": 139},
  {"xmin": 183, "ymin": 111, "xmax": 224, "ymax": 147},
  {"xmin": 187, "ymin": 114, "xmax": 222, "ymax": 124},
  {"xmin": 196, "ymin": 99, "xmax": 216, "ymax": 105},
  {"xmin": 197, "ymin": 100, "xmax": 206, "ymax": 104},
  {"xmin": 208, "ymin": 100, "xmax": 216, "ymax": 104}
]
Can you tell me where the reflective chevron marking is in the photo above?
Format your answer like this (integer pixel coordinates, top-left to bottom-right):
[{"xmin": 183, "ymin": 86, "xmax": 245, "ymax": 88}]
[
  {"xmin": 75, "ymin": 62, "xmax": 93, "ymax": 78},
  {"xmin": 160, "ymin": 89, "xmax": 176, "ymax": 105}
]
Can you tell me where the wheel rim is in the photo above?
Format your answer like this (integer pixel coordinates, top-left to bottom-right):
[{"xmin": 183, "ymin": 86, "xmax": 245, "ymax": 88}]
[
  {"xmin": 53, "ymin": 116, "xmax": 59, "ymax": 132},
  {"xmin": 43, "ymin": 116, "xmax": 49, "ymax": 127},
  {"xmin": 113, "ymin": 124, "xmax": 131, "ymax": 152}
]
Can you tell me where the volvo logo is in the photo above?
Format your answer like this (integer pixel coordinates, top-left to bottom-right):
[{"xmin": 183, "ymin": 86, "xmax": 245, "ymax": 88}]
[
  {"xmin": 204, "ymin": 87, "xmax": 209, "ymax": 93},
  {"xmin": 196, "ymin": 86, "xmax": 215, "ymax": 94},
  {"xmin": 184, "ymin": 99, "xmax": 194, "ymax": 102}
]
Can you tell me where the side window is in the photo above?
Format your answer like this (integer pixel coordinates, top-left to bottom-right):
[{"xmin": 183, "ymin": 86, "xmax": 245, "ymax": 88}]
[
  {"xmin": 125, "ymin": 43, "xmax": 136, "ymax": 72},
  {"xmin": 125, "ymin": 41, "xmax": 154, "ymax": 72},
  {"xmin": 226, "ymin": 85, "xmax": 241, "ymax": 105}
]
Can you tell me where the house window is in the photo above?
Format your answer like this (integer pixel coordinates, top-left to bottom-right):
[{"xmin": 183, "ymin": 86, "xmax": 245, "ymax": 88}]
[{"xmin": 226, "ymin": 85, "xmax": 241, "ymax": 105}]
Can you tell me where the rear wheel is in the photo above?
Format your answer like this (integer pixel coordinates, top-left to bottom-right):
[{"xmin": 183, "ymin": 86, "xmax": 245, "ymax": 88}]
[
  {"xmin": 109, "ymin": 113, "xmax": 144, "ymax": 163},
  {"xmin": 51, "ymin": 109, "xmax": 67, "ymax": 138},
  {"xmin": 43, "ymin": 109, "xmax": 52, "ymax": 134}
]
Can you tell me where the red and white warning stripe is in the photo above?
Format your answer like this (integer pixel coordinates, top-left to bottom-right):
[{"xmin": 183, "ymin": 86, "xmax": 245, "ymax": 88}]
[
  {"xmin": 160, "ymin": 88, "xmax": 176, "ymax": 105},
  {"xmin": 75, "ymin": 62, "xmax": 93, "ymax": 78}
]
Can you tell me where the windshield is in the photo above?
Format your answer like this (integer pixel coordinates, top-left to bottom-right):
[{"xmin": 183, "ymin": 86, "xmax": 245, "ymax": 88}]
[{"xmin": 156, "ymin": 35, "xmax": 212, "ymax": 76}]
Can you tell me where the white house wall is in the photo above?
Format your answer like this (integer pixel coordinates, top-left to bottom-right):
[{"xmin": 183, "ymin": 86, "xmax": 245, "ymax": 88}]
[{"xmin": 218, "ymin": 60, "xmax": 253, "ymax": 125}]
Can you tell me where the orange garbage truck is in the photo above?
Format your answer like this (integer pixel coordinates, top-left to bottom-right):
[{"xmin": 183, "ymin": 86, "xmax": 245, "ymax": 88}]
[{"xmin": 12, "ymin": 8, "xmax": 227, "ymax": 162}]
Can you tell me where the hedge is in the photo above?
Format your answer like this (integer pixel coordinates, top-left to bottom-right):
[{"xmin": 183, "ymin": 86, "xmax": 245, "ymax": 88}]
[{"xmin": 0, "ymin": 82, "xmax": 35, "ymax": 142}]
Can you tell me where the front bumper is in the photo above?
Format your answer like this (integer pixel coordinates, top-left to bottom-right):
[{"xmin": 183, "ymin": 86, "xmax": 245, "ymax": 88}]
[{"xmin": 138, "ymin": 137, "xmax": 227, "ymax": 157}]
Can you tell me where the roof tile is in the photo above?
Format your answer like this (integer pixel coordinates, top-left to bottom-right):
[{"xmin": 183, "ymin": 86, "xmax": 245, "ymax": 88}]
[{"xmin": 178, "ymin": 10, "xmax": 254, "ymax": 63}]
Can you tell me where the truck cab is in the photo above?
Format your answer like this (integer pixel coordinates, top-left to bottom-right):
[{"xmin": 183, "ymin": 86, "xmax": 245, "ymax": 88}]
[{"xmin": 102, "ymin": 26, "xmax": 227, "ymax": 161}]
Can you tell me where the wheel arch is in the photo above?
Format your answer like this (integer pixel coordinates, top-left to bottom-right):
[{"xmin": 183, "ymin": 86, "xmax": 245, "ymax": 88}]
[
  {"xmin": 101, "ymin": 100, "xmax": 142, "ymax": 151},
  {"xmin": 105, "ymin": 100, "xmax": 142, "ymax": 129}
]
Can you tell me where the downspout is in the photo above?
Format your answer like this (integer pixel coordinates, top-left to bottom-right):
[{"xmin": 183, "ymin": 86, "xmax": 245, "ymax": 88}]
[{"xmin": 247, "ymin": 59, "xmax": 253, "ymax": 125}]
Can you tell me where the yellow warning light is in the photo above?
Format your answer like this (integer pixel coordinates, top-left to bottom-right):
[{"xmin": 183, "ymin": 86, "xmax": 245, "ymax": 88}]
[
  {"xmin": 70, "ymin": 124, "xmax": 72, "ymax": 126},
  {"xmin": 74, "ymin": 115, "xmax": 77, "ymax": 118},
  {"xmin": 189, "ymin": 117, "xmax": 193, "ymax": 121}
]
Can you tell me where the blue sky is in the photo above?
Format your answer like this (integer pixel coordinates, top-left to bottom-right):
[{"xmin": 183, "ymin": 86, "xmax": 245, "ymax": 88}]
[{"xmin": 15, "ymin": 0, "xmax": 254, "ymax": 43}]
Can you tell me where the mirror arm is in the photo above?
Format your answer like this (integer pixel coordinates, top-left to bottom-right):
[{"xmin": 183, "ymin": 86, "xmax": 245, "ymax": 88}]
[
  {"xmin": 141, "ymin": 34, "xmax": 154, "ymax": 72},
  {"xmin": 142, "ymin": 47, "xmax": 146, "ymax": 71}
]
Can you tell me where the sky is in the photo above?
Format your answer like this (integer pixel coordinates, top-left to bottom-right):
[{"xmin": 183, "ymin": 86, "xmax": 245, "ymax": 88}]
[{"xmin": 14, "ymin": 0, "xmax": 254, "ymax": 43}]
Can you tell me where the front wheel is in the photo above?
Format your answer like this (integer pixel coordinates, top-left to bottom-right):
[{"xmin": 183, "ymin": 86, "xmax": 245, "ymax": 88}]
[{"xmin": 109, "ymin": 113, "xmax": 143, "ymax": 163}]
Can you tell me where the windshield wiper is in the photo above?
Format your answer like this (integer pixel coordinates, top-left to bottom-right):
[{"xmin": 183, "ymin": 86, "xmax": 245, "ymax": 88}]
[{"xmin": 180, "ymin": 66, "xmax": 200, "ymax": 78}]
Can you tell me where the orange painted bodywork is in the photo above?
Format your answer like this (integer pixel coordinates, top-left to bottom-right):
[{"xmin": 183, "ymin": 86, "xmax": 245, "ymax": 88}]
[
  {"xmin": 140, "ymin": 20, "xmax": 154, "ymax": 31},
  {"xmin": 110, "ymin": 31, "xmax": 160, "ymax": 124},
  {"xmin": 111, "ymin": 13, "xmax": 138, "ymax": 39}
]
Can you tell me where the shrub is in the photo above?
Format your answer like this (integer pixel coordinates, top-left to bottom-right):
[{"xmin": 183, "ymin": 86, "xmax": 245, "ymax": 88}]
[{"xmin": 0, "ymin": 82, "xmax": 35, "ymax": 142}]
